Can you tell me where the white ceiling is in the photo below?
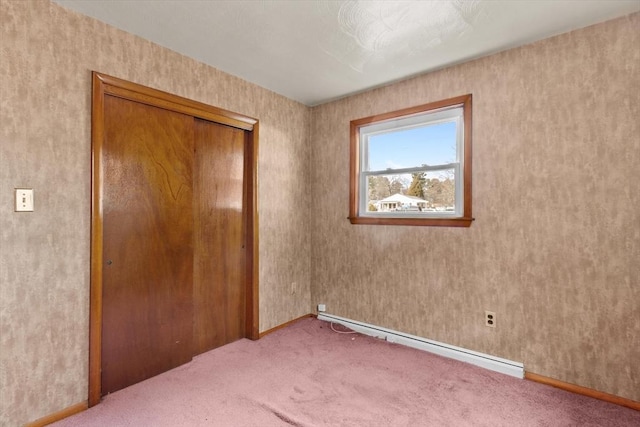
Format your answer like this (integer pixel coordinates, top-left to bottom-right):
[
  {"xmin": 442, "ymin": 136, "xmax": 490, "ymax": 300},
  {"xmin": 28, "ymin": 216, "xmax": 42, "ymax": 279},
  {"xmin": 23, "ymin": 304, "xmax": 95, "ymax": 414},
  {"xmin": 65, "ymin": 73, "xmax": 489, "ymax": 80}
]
[{"xmin": 52, "ymin": 0, "xmax": 640, "ymax": 106}]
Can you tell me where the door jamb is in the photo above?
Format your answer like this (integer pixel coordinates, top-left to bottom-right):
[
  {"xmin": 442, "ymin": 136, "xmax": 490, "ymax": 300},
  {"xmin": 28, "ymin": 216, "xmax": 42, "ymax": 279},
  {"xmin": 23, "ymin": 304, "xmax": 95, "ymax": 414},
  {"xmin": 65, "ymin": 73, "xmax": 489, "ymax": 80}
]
[{"xmin": 89, "ymin": 72, "xmax": 259, "ymax": 407}]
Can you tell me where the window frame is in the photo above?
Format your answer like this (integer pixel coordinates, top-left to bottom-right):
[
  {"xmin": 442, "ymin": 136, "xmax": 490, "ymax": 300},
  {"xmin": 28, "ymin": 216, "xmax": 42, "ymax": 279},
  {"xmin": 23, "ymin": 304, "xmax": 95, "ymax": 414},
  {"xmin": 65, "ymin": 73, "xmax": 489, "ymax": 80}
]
[{"xmin": 349, "ymin": 94, "xmax": 473, "ymax": 227}]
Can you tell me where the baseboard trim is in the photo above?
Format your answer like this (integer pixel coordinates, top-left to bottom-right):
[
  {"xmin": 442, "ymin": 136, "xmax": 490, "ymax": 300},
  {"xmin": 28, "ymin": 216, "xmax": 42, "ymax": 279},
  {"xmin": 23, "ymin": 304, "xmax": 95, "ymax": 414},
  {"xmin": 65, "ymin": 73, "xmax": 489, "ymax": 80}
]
[
  {"xmin": 24, "ymin": 401, "xmax": 88, "ymax": 427},
  {"xmin": 259, "ymin": 313, "xmax": 314, "ymax": 338},
  {"xmin": 317, "ymin": 313, "xmax": 524, "ymax": 379},
  {"xmin": 525, "ymin": 372, "xmax": 640, "ymax": 411}
]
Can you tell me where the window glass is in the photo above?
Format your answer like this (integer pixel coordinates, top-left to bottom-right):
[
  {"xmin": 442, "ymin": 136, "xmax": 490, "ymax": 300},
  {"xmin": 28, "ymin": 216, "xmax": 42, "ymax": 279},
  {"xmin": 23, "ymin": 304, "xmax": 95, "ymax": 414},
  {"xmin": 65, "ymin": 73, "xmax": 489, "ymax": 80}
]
[
  {"xmin": 349, "ymin": 95, "xmax": 472, "ymax": 227},
  {"xmin": 367, "ymin": 121, "xmax": 457, "ymax": 171}
]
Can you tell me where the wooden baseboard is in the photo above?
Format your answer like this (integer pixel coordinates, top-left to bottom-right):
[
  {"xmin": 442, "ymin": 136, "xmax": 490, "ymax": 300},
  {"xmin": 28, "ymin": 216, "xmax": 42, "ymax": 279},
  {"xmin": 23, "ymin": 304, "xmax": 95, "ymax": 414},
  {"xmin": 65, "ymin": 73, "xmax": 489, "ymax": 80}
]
[
  {"xmin": 259, "ymin": 313, "xmax": 314, "ymax": 338},
  {"xmin": 24, "ymin": 401, "xmax": 88, "ymax": 427},
  {"xmin": 525, "ymin": 372, "xmax": 639, "ymax": 411}
]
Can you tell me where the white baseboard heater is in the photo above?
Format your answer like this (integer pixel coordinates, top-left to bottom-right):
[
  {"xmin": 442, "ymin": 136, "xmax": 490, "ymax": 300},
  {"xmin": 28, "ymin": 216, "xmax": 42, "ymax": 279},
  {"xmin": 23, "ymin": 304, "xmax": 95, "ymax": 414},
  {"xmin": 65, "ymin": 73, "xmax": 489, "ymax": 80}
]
[{"xmin": 317, "ymin": 313, "xmax": 524, "ymax": 379}]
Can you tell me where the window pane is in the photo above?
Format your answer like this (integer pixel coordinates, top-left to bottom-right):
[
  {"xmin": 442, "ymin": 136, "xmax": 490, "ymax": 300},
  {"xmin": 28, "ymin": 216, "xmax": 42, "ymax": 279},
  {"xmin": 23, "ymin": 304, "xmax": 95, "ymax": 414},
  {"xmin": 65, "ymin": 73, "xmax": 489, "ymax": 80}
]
[
  {"xmin": 365, "ymin": 170, "xmax": 455, "ymax": 213},
  {"xmin": 423, "ymin": 169, "xmax": 456, "ymax": 212},
  {"xmin": 367, "ymin": 121, "xmax": 457, "ymax": 171}
]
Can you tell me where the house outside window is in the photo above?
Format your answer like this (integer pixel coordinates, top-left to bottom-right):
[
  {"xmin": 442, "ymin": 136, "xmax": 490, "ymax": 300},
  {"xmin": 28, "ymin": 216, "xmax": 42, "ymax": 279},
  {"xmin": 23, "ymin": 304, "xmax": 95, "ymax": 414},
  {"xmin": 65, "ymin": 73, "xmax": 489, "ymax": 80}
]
[{"xmin": 349, "ymin": 94, "xmax": 472, "ymax": 227}]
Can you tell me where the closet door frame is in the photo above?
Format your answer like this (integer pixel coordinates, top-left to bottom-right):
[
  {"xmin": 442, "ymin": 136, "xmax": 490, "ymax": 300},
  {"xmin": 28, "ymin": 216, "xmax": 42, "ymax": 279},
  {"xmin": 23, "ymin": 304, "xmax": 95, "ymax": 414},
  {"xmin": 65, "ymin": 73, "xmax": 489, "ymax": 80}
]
[{"xmin": 89, "ymin": 72, "xmax": 259, "ymax": 407}]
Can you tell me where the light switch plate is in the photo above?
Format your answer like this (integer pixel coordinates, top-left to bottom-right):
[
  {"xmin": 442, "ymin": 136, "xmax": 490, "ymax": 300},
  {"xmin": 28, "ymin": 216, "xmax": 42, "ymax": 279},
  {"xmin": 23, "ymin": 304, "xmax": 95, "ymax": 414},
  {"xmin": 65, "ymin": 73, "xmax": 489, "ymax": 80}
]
[{"xmin": 15, "ymin": 188, "xmax": 34, "ymax": 212}]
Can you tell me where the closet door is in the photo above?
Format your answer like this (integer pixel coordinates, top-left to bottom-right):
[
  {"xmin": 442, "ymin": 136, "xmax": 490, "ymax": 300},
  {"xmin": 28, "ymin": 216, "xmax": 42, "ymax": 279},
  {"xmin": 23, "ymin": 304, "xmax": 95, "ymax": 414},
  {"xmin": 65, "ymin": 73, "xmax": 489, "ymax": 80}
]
[
  {"xmin": 101, "ymin": 95, "xmax": 194, "ymax": 395},
  {"xmin": 90, "ymin": 71, "xmax": 259, "ymax": 405},
  {"xmin": 193, "ymin": 118, "xmax": 246, "ymax": 355}
]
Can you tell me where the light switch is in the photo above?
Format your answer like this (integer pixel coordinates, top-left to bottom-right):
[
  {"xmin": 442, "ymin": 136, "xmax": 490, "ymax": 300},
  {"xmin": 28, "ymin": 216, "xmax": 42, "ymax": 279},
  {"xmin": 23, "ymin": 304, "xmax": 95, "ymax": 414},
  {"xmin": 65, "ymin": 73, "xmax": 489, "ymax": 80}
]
[{"xmin": 15, "ymin": 188, "xmax": 34, "ymax": 212}]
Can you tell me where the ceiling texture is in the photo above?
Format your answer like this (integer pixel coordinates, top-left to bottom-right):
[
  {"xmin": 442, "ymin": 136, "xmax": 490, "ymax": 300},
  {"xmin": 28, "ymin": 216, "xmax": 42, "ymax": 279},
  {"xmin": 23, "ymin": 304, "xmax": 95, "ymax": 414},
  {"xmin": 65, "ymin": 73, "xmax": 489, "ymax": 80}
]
[{"xmin": 53, "ymin": 0, "xmax": 640, "ymax": 106}]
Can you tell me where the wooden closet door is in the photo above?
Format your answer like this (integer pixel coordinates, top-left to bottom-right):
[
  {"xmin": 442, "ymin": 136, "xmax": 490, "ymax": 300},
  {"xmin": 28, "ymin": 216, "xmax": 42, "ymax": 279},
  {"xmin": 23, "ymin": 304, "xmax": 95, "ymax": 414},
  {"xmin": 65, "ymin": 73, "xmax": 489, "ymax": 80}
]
[
  {"xmin": 193, "ymin": 118, "xmax": 246, "ymax": 355},
  {"xmin": 101, "ymin": 95, "xmax": 194, "ymax": 395}
]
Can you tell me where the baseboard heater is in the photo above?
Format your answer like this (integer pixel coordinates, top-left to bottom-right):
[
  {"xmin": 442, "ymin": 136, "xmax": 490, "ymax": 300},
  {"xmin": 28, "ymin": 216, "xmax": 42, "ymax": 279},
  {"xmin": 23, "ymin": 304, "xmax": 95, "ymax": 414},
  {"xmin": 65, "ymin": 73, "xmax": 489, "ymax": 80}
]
[{"xmin": 317, "ymin": 313, "xmax": 524, "ymax": 379}]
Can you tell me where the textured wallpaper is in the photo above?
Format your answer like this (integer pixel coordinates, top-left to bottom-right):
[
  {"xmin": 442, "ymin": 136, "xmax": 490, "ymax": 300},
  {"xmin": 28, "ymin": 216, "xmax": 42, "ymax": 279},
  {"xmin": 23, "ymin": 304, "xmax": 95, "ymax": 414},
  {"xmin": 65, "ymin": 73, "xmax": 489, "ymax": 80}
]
[
  {"xmin": 310, "ymin": 13, "xmax": 640, "ymax": 402},
  {"xmin": 1, "ymin": 1, "xmax": 638, "ymax": 425},
  {"xmin": 0, "ymin": 1, "xmax": 311, "ymax": 425}
]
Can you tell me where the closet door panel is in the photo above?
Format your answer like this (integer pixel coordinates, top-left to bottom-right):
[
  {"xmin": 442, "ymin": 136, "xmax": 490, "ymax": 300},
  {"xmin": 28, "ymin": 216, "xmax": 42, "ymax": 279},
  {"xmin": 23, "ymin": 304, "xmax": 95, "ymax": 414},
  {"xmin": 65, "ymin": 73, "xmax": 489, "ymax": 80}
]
[
  {"xmin": 193, "ymin": 118, "xmax": 246, "ymax": 355},
  {"xmin": 101, "ymin": 95, "xmax": 194, "ymax": 395}
]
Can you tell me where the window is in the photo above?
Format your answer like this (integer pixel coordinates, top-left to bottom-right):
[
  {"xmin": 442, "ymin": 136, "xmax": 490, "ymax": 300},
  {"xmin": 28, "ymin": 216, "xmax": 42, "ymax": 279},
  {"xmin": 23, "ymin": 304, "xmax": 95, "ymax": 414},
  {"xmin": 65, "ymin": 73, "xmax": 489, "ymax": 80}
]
[{"xmin": 349, "ymin": 94, "xmax": 472, "ymax": 227}]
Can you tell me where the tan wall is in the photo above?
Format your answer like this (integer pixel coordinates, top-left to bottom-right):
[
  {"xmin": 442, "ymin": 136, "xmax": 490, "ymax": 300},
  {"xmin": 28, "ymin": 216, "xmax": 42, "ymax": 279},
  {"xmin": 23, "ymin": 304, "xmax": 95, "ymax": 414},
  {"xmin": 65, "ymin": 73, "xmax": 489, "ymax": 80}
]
[
  {"xmin": 0, "ymin": 1, "xmax": 311, "ymax": 425},
  {"xmin": 310, "ymin": 13, "xmax": 640, "ymax": 402},
  {"xmin": 1, "ymin": 1, "xmax": 638, "ymax": 424}
]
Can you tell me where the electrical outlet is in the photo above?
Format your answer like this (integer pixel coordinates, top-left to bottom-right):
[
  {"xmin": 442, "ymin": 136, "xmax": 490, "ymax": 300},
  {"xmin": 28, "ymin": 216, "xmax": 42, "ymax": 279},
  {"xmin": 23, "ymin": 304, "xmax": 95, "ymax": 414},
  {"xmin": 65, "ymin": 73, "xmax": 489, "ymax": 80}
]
[
  {"xmin": 485, "ymin": 311, "xmax": 496, "ymax": 328},
  {"xmin": 317, "ymin": 303, "xmax": 326, "ymax": 313}
]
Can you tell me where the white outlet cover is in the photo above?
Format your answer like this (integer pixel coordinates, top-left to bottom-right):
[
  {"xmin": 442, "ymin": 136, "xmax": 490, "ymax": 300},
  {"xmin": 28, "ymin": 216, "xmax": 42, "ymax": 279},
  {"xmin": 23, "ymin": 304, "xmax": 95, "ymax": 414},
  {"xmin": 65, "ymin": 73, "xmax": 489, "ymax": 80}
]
[
  {"xmin": 485, "ymin": 311, "xmax": 496, "ymax": 328},
  {"xmin": 15, "ymin": 188, "xmax": 34, "ymax": 212}
]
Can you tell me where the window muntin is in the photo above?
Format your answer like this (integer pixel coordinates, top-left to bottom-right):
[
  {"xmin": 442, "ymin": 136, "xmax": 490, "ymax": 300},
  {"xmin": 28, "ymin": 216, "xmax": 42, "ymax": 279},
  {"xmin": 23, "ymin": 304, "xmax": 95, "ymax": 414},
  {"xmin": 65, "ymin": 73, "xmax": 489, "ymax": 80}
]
[{"xmin": 349, "ymin": 95, "xmax": 472, "ymax": 227}]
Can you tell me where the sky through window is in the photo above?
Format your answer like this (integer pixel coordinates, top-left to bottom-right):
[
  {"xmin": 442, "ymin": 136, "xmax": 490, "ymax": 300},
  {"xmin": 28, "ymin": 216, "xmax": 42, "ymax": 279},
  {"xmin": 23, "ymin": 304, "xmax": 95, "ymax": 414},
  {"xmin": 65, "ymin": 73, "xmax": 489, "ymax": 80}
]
[{"xmin": 368, "ymin": 121, "xmax": 456, "ymax": 171}]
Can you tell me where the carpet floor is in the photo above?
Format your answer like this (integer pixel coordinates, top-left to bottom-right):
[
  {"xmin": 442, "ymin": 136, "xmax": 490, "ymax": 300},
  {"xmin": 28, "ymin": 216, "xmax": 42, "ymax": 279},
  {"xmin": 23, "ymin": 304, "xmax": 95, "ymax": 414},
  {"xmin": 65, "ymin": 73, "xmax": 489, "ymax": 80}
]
[{"xmin": 52, "ymin": 317, "xmax": 639, "ymax": 426}]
